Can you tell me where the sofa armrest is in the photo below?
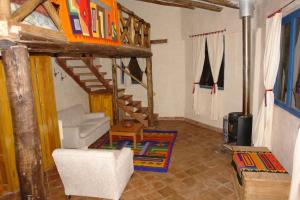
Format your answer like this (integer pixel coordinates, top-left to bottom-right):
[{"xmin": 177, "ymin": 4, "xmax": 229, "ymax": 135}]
[
  {"xmin": 83, "ymin": 112, "xmax": 105, "ymax": 120},
  {"xmin": 61, "ymin": 127, "xmax": 80, "ymax": 148}
]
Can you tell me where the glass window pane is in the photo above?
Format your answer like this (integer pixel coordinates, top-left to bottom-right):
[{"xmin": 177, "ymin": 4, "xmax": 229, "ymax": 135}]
[
  {"xmin": 276, "ymin": 23, "xmax": 291, "ymax": 103},
  {"xmin": 292, "ymin": 20, "xmax": 300, "ymax": 110}
]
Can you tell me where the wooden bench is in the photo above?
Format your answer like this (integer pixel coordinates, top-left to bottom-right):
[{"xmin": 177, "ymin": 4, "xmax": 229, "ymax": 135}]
[{"xmin": 232, "ymin": 146, "xmax": 291, "ymax": 200}]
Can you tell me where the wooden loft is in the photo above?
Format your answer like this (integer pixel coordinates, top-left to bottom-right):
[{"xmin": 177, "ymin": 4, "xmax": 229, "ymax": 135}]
[{"xmin": 0, "ymin": 1, "xmax": 152, "ymax": 58}]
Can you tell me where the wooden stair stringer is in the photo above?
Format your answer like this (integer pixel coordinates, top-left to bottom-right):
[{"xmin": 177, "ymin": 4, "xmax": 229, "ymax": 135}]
[
  {"xmin": 57, "ymin": 56, "xmax": 157, "ymax": 126},
  {"xmin": 55, "ymin": 58, "xmax": 91, "ymax": 93},
  {"xmin": 81, "ymin": 58, "xmax": 112, "ymax": 91},
  {"xmin": 117, "ymin": 100, "xmax": 148, "ymax": 127}
]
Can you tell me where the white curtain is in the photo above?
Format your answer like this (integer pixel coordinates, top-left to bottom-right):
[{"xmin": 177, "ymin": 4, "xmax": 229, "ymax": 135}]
[
  {"xmin": 290, "ymin": 127, "xmax": 300, "ymax": 200},
  {"xmin": 207, "ymin": 33, "xmax": 224, "ymax": 120},
  {"xmin": 253, "ymin": 13, "xmax": 282, "ymax": 148},
  {"xmin": 193, "ymin": 36, "xmax": 206, "ymax": 115}
]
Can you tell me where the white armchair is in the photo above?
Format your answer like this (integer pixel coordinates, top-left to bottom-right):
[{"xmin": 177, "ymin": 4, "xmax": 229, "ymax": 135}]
[{"xmin": 52, "ymin": 148, "xmax": 134, "ymax": 200}]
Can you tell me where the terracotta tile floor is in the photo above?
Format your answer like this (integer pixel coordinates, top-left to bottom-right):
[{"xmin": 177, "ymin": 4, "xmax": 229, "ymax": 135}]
[{"xmin": 0, "ymin": 120, "xmax": 238, "ymax": 200}]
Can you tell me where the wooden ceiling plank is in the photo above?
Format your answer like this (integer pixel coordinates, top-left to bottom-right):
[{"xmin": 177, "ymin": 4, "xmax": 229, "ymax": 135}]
[
  {"xmin": 136, "ymin": 0, "xmax": 195, "ymax": 9},
  {"xmin": 200, "ymin": 0, "xmax": 239, "ymax": 9},
  {"xmin": 11, "ymin": 0, "xmax": 46, "ymax": 22},
  {"xmin": 163, "ymin": 0, "xmax": 222, "ymax": 11}
]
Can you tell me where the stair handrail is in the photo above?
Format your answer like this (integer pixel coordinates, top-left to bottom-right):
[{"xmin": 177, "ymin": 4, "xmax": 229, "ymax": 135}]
[
  {"xmin": 115, "ymin": 64, "xmax": 156, "ymax": 95},
  {"xmin": 118, "ymin": 3, "xmax": 151, "ymax": 48}
]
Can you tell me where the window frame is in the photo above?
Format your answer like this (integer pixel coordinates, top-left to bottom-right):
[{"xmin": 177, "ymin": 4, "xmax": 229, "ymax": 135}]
[
  {"xmin": 199, "ymin": 38, "xmax": 225, "ymax": 91},
  {"xmin": 274, "ymin": 8, "xmax": 300, "ymax": 118}
]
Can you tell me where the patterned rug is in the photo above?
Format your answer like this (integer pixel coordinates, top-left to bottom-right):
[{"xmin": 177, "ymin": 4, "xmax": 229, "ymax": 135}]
[
  {"xmin": 232, "ymin": 151, "xmax": 287, "ymax": 177},
  {"xmin": 89, "ymin": 130, "xmax": 177, "ymax": 173}
]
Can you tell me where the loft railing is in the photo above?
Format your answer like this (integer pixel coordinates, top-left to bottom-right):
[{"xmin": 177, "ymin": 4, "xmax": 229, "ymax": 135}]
[{"xmin": 118, "ymin": 3, "xmax": 151, "ymax": 49}]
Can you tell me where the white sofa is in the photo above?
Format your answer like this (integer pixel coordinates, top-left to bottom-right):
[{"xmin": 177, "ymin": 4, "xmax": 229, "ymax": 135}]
[
  {"xmin": 52, "ymin": 148, "xmax": 134, "ymax": 200},
  {"xmin": 58, "ymin": 104, "xmax": 110, "ymax": 149}
]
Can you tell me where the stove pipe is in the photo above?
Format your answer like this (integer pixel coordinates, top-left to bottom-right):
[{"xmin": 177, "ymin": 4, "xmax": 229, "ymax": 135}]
[{"xmin": 239, "ymin": 0, "xmax": 254, "ymax": 115}]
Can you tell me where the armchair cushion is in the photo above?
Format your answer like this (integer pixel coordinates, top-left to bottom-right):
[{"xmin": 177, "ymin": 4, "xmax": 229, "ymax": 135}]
[{"xmin": 52, "ymin": 148, "xmax": 134, "ymax": 200}]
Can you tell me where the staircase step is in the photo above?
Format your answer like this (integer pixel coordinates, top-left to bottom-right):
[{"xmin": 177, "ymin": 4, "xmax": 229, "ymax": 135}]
[
  {"xmin": 127, "ymin": 101, "xmax": 141, "ymax": 108},
  {"xmin": 118, "ymin": 95, "xmax": 133, "ymax": 101},
  {"xmin": 118, "ymin": 88, "xmax": 125, "ymax": 93},
  {"xmin": 133, "ymin": 112, "xmax": 147, "ymax": 120},
  {"xmin": 68, "ymin": 66, "xmax": 88, "ymax": 69},
  {"xmin": 68, "ymin": 65, "xmax": 102, "ymax": 69},
  {"xmin": 146, "ymin": 113, "xmax": 159, "ymax": 120},
  {"xmin": 86, "ymin": 85, "xmax": 105, "ymax": 88},
  {"xmin": 135, "ymin": 107, "xmax": 148, "ymax": 114},
  {"xmin": 75, "ymin": 72, "xmax": 106, "ymax": 76},
  {"xmin": 81, "ymin": 79, "xmax": 100, "ymax": 83}
]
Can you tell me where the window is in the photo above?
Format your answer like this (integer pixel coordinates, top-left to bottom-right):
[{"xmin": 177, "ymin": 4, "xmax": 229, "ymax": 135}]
[
  {"xmin": 199, "ymin": 39, "xmax": 225, "ymax": 90},
  {"xmin": 275, "ymin": 9, "xmax": 300, "ymax": 118}
]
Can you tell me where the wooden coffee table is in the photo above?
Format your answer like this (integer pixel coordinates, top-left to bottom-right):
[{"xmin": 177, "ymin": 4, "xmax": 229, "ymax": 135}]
[{"xmin": 109, "ymin": 122, "xmax": 144, "ymax": 148}]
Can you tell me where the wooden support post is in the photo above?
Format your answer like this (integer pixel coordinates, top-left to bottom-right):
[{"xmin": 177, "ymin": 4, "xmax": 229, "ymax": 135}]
[
  {"xmin": 146, "ymin": 57, "xmax": 154, "ymax": 127},
  {"xmin": 141, "ymin": 23, "xmax": 145, "ymax": 47},
  {"xmin": 112, "ymin": 58, "xmax": 119, "ymax": 124},
  {"xmin": 2, "ymin": 45, "xmax": 46, "ymax": 200},
  {"xmin": 0, "ymin": 0, "xmax": 11, "ymax": 20},
  {"xmin": 130, "ymin": 16, "xmax": 135, "ymax": 45}
]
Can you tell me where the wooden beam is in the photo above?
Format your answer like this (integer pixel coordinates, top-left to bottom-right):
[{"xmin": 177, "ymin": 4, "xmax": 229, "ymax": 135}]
[
  {"xmin": 1, "ymin": 23, "xmax": 152, "ymax": 57},
  {"xmin": 136, "ymin": 0, "xmax": 194, "ymax": 9},
  {"xmin": 146, "ymin": 57, "xmax": 154, "ymax": 127},
  {"xmin": 163, "ymin": 0, "xmax": 222, "ymax": 11},
  {"xmin": 11, "ymin": 22, "xmax": 67, "ymax": 42},
  {"xmin": 0, "ymin": 0, "xmax": 11, "ymax": 20},
  {"xmin": 11, "ymin": 0, "xmax": 46, "ymax": 22},
  {"xmin": 151, "ymin": 39, "xmax": 168, "ymax": 44},
  {"xmin": 200, "ymin": 0, "xmax": 239, "ymax": 9},
  {"xmin": 42, "ymin": 0, "xmax": 63, "ymax": 31},
  {"xmin": 112, "ymin": 58, "xmax": 119, "ymax": 125},
  {"xmin": 2, "ymin": 45, "xmax": 46, "ymax": 199}
]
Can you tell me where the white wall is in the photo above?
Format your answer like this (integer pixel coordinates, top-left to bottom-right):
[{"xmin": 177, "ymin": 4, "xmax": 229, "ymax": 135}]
[
  {"xmin": 182, "ymin": 7, "xmax": 243, "ymax": 128},
  {"xmin": 252, "ymin": 0, "xmax": 300, "ymax": 173},
  {"xmin": 51, "ymin": 58, "xmax": 89, "ymax": 112},
  {"xmin": 115, "ymin": 0, "xmax": 186, "ymax": 117}
]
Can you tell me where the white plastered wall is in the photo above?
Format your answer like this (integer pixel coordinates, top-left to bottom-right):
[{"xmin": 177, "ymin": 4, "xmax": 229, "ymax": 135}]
[
  {"xmin": 51, "ymin": 58, "xmax": 89, "ymax": 112},
  {"xmin": 252, "ymin": 0, "xmax": 300, "ymax": 173},
  {"xmin": 100, "ymin": 0, "xmax": 187, "ymax": 117},
  {"xmin": 182, "ymin": 7, "xmax": 243, "ymax": 128}
]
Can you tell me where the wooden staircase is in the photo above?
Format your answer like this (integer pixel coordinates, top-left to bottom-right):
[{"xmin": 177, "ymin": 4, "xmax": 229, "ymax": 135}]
[{"xmin": 56, "ymin": 57, "xmax": 158, "ymax": 127}]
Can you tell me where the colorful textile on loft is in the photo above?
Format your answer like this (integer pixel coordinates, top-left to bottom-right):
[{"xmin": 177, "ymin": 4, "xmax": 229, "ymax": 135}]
[
  {"xmin": 90, "ymin": 130, "xmax": 177, "ymax": 173},
  {"xmin": 233, "ymin": 151, "xmax": 287, "ymax": 177},
  {"xmin": 53, "ymin": 0, "xmax": 120, "ymax": 46}
]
